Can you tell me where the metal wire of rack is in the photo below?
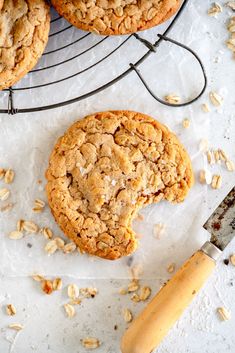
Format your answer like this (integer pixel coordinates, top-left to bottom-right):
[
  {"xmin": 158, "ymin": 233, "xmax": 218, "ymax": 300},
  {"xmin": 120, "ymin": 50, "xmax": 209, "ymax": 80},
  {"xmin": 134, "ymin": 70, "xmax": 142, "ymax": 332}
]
[{"xmin": 0, "ymin": 0, "xmax": 207, "ymax": 115}]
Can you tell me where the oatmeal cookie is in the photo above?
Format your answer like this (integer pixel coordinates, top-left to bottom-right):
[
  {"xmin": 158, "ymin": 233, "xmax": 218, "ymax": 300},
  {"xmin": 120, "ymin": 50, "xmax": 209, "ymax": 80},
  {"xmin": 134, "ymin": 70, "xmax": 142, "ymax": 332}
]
[
  {"xmin": 0, "ymin": 0, "xmax": 50, "ymax": 90},
  {"xmin": 51, "ymin": 0, "xmax": 180, "ymax": 35},
  {"xmin": 46, "ymin": 111, "xmax": 194, "ymax": 260}
]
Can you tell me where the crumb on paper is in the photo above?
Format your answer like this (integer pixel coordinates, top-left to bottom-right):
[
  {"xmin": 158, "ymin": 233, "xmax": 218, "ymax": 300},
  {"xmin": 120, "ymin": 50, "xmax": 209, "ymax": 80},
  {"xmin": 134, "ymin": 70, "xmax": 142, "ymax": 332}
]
[
  {"xmin": 8, "ymin": 231, "xmax": 23, "ymax": 240},
  {"xmin": 67, "ymin": 284, "xmax": 79, "ymax": 299},
  {"xmin": 227, "ymin": 1, "xmax": 235, "ymax": 10},
  {"xmin": 167, "ymin": 263, "xmax": 176, "ymax": 273},
  {"xmin": 44, "ymin": 240, "xmax": 58, "ymax": 255},
  {"xmin": 153, "ymin": 223, "xmax": 166, "ymax": 239},
  {"xmin": 52, "ymin": 278, "xmax": 62, "ymax": 291},
  {"xmin": 199, "ymin": 170, "xmax": 212, "ymax": 185},
  {"xmin": 123, "ymin": 308, "xmax": 133, "ymax": 323},
  {"xmin": 8, "ymin": 323, "xmax": 24, "ymax": 331},
  {"xmin": 182, "ymin": 118, "xmax": 190, "ymax": 129},
  {"xmin": 136, "ymin": 213, "xmax": 144, "ymax": 221},
  {"xmin": 0, "ymin": 203, "xmax": 14, "ymax": 212},
  {"xmin": 230, "ymin": 254, "xmax": 235, "ymax": 266},
  {"xmin": 41, "ymin": 227, "xmax": 54, "ymax": 239},
  {"xmin": 0, "ymin": 188, "xmax": 10, "ymax": 201},
  {"xmin": 63, "ymin": 242, "xmax": 77, "ymax": 254},
  {"xmin": 41, "ymin": 279, "xmax": 53, "ymax": 295},
  {"xmin": 199, "ymin": 139, "xmax": 209, "ymax": 152},
  {"xmin": 6, "ymin": 304, "xmax": 16, "ymax": 316},
  {"xmin": 139, "ymin": 286, "xmax": 151, "ymax": 301},
  {"xmin": 22, "ymin": 220, "xmax": 39, "ymax": 233},
  {"xmin": 131, "ymin": 293, "xmax": 141, "ymax": 303},
  {"xmin": 4, "ymin": 169, "xmax": 15, "ymax": 184}
]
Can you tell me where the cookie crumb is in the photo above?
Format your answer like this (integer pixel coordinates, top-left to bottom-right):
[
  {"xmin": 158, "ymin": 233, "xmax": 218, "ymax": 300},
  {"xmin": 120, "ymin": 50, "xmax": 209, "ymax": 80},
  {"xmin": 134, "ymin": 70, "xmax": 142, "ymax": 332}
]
[
  {"xmin": 0, "ymin": 203, "xmax": 14, "ymax": 212},
  {"xmin": 131, "ymin": 293, "xmax": 141, "ymax": 303},
  {"xmin": 45, "ymin": 240, "xmax": 58, "ymax": 255},
  {"xmin": 41, "ymin": 280, "xmax": 53, "ymax": 295},
  {"xmin": 0, "ymin": 168, "xmax": 6, "ymax": 180},
  {"xmin": 153, "ymin": 223, "xmax": 166, "ymax": 239},
  {"xmin": 182, "ymin": 118, "xmax": 190, "ymax": 129},
  {"xmin": 128, "ymin": 280, "xmax": 139, "ymax": 293},
  {"xmin": 63, "ymin": 242, "xmax": 77, "ymax": 254},
  {"xmin": 227, "ymin": 1, "xmax": 235, "ymax": 10},
  {"xmin": 123, "ymin": 308, "xmax": 133, "ymax": 323},
  {"xmin": 139, "ymin": 286, "xmax": 151, "ymax": 301},
  {"xmin": 167, "ymin": 263, "xmax": 176, "ymax": 273},
  {"xmin": 119, "ymin": 288, "xmax": 127, "ymax": 295}
]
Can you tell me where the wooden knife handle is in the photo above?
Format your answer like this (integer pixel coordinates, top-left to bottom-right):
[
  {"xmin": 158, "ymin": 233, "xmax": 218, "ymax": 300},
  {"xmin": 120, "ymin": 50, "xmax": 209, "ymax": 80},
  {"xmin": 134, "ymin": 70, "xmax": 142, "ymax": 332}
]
[{"xmin": 121, "ymin": 250, "xmax": 216, "ymax": 353}]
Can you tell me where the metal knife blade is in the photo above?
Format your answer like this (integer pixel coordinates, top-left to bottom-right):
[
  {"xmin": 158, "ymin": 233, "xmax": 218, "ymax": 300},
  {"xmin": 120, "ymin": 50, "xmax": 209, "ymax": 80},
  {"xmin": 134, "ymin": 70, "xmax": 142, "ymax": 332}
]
[{"xmin": 203, "ymin": 187, "xmax": 235, "ymax": 251}]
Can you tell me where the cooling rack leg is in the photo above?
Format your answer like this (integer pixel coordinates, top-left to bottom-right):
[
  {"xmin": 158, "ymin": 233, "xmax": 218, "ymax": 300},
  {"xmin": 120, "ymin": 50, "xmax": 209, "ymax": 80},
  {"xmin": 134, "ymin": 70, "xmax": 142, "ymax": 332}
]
[{"xmin": 7, "ymin": 88, "xmax": 18, "ymax": 115}]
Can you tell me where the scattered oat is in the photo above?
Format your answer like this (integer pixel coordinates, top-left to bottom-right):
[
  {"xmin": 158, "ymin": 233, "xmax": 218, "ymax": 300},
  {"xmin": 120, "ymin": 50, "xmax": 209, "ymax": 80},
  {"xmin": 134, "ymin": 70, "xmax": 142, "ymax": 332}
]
[
  {"xmin": 41, "ymin": 279, "xmax": 53, "ymax": 295},
  {"xmin": 119, "ymin": 288, "xmax": 127, "ymax": 295},
  {"xmin": 211, "ymin": 174, "xmax": 222, "ymax": 189},
  {"xmin": 230, "ymin": 254, "xmax": 235, "ymax": 266},
  {"xmin": 80, "ymin": 287, "xmax": 98, "ymax": 298},
  {"xmin": 63, "ymin": 242, "xmax": 77, "ymax": 254},
  {"xmin": 63, "ymin": 303, "xmax": 75, "ymax": 318},
  {"xmin": 6, "ymin": 304, "xmax": 16, "ymax": 316},
  {"xmin": 182, "ymin": 118, "xmax": 190, "ymax": 129},
  {"xmin": 70, "ymin": 298, "xmax": 82, "ymax": 305},
  {"xmin": 227, "ymin": 1, "xmax": 235, "ymax": 10},
  {"xmin": 228, "ymin": 17, "xmax": 235, "ymax": 32},
  {"xmin": 0, "ymin": 188, "xmax": 10, "ymax": 201},
  {"xmin": 208, "ymin": 3, "xmax": 222, "ymax": 16},
  {"xmin": 130, "ymin": 264, "xmax": 143, "ymax": 279},
  {"xmin": 54, "ymin": 237, "xmax": 65, "ymax": 249},
  {"xmin": 8, "ymin": 323, "xmax": 24, "ymax": 331},
  {"xmin": 67, "ymin": 284, "xmax": 79, "ymax": 299},
  {"xmin": 226, "ymin": 160, "xmax": 235, "ymax": 171},
  {"xmin": 53, "ymin": 277, "xmax": 62, "ymax": 291},
  {"xmin": 22, "ymin": 220, "xmax": 38, "ymax": 233},
  {"xmin": 218, "ymin": 149, "xmax": 228, "ymax": 162},
  {"xmin": 214, "ymin": 149, "xmax": 220, "ymax": 163},
  {"xmin": 167, "ymin": 263, "xmax": 176, "ymax": 273},
  {"xmin": 45, "ymin": 240, "xmax": 58, "ymax": 255},
  {"xmin": 32, "ymin": 274, "xmax": 44, "ymax": 282},
  {"xmin": 164, "ymin": 94, "xmax": 180, "ymax": 104},
  {"xmin": 81, "ymin": 337, "xmax": 100, "ymax": 350},
  {"xmin": 206, "ymin": 150, "xmax": 214, "ymax": 164},
  {"xmin": 4, "ymin": 169, "xmax": 14, "ymax": 184},
  {"xmin": 0, "ymin": 168, "xmax": 5, "ymax": 179},
  {"xmin": 123, "ymin": 308, "xmax": 133, "ymax": 323},
  {"xmin": 199, "ymin": 139, "xmax": 209, "ymax": 152},
  {"xmin": 217, "ymin": 307, "xmax": 231, "ymax": 321},
  {"xmin": 199, "ymin": 170, "xmax": 212, "ymax": 185},
  {"xmin": 17, "ymin": 219, "xmax": 24, "ymax": 232},
  {"xmin": 41, "ymin": 227, "xmax": 53, "ymax": 239},
  {"xmin": 209, "ymin": 91, "xmax": 223, "ymax": 106},
  {"xmin": 139, "ymin": 286, "xmax": 151, "ymax": 301},
  {"xmin": 0, "ymin": 203, "xmax": 13, "ymax": 212},
  {"xmin": 128, "ymin": 280, "xmax": 139, "ymax": 292},
  {"xmin": 33, "ymin": 199, "xmax": 45, "ymax": 213},
  {"xmin": 153, "ymin": 223, "xmax": 166, "ymax": 239},
  {"xmin": 9, "ymin": 230, "xmax": 23, "ymax": 240},
  {"xmin": 201, "ymin": 103, "xmax": 210, "ymax": 112},
  {"xmin": 131, "ymin": 293, "xmax": 141, "ymax": 303}
]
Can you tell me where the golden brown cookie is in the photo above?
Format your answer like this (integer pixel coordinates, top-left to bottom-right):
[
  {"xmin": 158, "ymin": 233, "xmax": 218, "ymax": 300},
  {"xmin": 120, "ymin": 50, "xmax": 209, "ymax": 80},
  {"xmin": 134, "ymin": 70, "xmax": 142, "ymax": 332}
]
[
  {"xmin": 46, "ymin": 111, "xmax": 194, "ymax": 260},
  {"xmin": 51, "ymin": 0, "xmax": 180, "ymax": 35},
  {"xmin": 0, "ymin": 0, "xmax": 50, "ymax": 91}
]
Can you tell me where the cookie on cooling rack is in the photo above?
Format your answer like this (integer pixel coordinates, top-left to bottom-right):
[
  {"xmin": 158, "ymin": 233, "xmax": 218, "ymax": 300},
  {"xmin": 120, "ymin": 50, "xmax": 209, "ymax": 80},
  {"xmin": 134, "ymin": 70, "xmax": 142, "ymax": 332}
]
[
  {"xmin": 0, "ymin": 0, "xmax": 50, "ymax": 91},
  {"xmin": 46, "ymin": 111, "xmax": 194, "ymax": 260},
  {"xmin": 51, "ymin": 0, "xmax": 180, "ymax": 35}
]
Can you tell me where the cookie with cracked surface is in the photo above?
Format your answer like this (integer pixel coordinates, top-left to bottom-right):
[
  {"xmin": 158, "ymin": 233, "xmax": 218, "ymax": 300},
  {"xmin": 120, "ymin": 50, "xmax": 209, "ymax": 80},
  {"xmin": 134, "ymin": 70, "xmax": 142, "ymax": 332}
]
[
  {"xmin": 46, "ymin": 111, "xmax": 194, "ymax": 260},
  {"xmin": 0, "ymin": 0, "xmax": 50, "ymax": 91},
  {"xmin": 51, "ymin": 0, "xmax": 180, "ymax": 35}
]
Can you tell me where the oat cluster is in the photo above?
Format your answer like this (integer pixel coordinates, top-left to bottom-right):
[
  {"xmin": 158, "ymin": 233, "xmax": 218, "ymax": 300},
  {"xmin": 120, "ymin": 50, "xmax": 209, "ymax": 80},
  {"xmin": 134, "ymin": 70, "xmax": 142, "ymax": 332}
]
[
  {"xmin": 46, "ymin": 111, "xmax": 193, "ymax": 260},
  {"xmin": 51, "ymin": 0, "xmax": 180, "ymax": 35}
]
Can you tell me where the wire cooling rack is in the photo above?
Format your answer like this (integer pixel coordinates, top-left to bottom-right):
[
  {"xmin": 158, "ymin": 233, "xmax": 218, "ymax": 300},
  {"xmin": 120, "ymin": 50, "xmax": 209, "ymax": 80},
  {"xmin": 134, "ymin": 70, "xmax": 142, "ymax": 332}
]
[{"xmin": 0, "ymin": 0, "xmax": 207, "ymax": 115}]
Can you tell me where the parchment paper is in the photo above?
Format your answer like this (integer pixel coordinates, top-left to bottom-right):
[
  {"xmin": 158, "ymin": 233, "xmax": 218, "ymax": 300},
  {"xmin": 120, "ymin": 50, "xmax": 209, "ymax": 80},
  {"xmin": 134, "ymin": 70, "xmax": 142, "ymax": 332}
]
[{"xmin": 0, "ymin": 2, "xmax": 210, "ymax": 279}]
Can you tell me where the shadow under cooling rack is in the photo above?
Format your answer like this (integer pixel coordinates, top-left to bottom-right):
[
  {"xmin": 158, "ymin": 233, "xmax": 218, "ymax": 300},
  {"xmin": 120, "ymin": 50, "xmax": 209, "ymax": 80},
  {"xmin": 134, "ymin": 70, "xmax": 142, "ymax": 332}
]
[{"xmin": 0, "ymin": 0, "xmax": 207, "ymax": 115}]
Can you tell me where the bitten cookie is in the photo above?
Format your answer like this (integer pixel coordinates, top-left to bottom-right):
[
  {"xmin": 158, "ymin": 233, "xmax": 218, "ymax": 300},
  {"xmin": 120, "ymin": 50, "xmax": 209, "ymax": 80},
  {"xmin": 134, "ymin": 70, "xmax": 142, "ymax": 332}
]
[
  {"xmin": 0, "ymin": 0, "xmax": 50, "ymax": 91},
  {"xmin": 51, "ymin": 0, "xmax": 180, "ymax": 35},
  {"xmin": 46, "ymin": 111, "xmax": 194, "ymax": 260}
]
